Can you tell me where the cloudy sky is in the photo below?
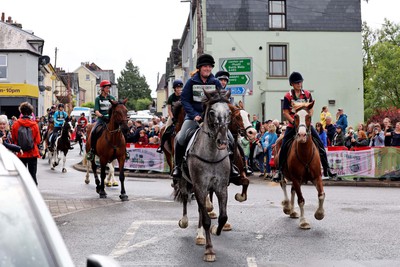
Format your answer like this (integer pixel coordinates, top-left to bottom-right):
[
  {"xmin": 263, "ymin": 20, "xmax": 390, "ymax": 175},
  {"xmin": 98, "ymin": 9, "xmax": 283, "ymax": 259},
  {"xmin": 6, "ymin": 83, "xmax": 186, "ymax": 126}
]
[{"xmin": 2, "ymin": 0, "xmax": 399, "ymax": 93}]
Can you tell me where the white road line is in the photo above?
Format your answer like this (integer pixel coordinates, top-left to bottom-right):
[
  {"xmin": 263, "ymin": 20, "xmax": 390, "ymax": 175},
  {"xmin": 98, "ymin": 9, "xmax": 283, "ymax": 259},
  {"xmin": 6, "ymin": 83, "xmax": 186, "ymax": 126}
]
[
  {"xmin": 247, "ymin": 257, "xmax": 258, "ymax": 267},
  {"xmin": 109, "ymin": 220, "xmax": 177, "ymax": 258}
]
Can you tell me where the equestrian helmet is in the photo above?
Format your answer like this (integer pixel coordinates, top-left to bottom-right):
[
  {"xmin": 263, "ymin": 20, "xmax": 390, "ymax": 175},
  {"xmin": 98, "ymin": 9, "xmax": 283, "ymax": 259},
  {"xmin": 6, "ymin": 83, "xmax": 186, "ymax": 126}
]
[
  {"xmin": 173, "ymin": 79, "xmax": 184, "ymax": 89},
  {"xmin": 58, "ymin": 103, "xmax": 64, "ymax": 108},
  {"xmin": 289, "ymin": 72, "xmax": 304, "ymax": 85},
  {"xmin": 196, "ymin": 54, "xmax": 215, "ymax": 69},
  {"xmin": 100, "ymin": 80, "xmax": 112, "ymax": 88},
  {"xmin": 215, "ymin": 70, "xmax": 230, "ymax": 82}
]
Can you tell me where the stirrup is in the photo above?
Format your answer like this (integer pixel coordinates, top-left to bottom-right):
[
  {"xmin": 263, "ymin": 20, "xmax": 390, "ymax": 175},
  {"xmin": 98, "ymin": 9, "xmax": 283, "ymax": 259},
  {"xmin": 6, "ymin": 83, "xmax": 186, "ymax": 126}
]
[
  {"xmin": 156, "ymin": 146, "xmax": 163, "ymax": 154},
  {"xmin": 325, "ymin": 168, "xmax": 337, "ymax": 178},
  {"xmin": 86, "ymin": 151, "xmax": 94, "ymax": 161}
]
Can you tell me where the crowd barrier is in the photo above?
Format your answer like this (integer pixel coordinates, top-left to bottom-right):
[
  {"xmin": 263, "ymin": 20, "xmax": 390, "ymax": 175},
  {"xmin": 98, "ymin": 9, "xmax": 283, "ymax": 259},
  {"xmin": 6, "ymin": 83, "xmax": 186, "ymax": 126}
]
[{"xmin": 326, "ymin": 146, "xmax": 400, "ymax": 179}]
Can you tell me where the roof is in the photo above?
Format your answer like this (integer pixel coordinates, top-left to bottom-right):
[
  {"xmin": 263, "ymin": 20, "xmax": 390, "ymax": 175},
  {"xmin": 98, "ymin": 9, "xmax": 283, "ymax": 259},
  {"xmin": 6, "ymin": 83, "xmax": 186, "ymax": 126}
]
[{"xmin": 0, "ymin": 21, "xmax": 44, "ymax": 55}]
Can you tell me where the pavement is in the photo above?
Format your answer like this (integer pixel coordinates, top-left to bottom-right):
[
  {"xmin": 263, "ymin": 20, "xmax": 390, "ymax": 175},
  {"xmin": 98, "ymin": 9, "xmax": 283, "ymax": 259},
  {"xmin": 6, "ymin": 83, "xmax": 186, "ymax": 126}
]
[{"xmin": 44, "ymin": 162, "xmax": 400, "ymax": 218}]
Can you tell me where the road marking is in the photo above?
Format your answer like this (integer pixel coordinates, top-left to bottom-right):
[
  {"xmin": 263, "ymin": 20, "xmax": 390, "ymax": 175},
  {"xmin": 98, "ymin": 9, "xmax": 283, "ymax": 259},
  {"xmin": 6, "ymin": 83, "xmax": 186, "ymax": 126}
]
[
  {"xmin": 247, "ymin": 257, "xmax": 258, "ymax": 267},
  {"xmin": 109, "ymin": 220, "xmax": 177, "ymax": 258}
]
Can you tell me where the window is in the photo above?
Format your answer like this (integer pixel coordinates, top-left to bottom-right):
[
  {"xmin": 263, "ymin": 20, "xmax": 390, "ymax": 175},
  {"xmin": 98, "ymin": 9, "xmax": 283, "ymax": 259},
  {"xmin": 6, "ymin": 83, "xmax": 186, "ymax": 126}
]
[
  {"xmin": 0, "ymin": 55, "xmax": 7, "ymax": 79},
  {"xmin": 85, "ymin": 74, "xmax": 90, "ymax": 81},
  {"xmin": 269, "ymin": 45, "xmax": 287, "ymax": 77},
  {"xmin": 269, "ymin": 0, "xmax": 286, "ymax": 30}
]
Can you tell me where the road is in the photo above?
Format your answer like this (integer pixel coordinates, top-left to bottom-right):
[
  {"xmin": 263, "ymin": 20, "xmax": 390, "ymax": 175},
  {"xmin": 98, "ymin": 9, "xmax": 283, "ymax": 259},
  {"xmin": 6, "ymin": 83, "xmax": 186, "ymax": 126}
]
[{"xmin": 38, "ymin": 146, "xmax": 400, "ymax": 267}]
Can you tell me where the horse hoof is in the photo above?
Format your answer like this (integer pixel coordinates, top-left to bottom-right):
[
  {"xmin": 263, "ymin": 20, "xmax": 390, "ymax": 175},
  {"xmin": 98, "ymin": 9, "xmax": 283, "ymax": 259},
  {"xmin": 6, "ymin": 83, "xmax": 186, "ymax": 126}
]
[
  {"xmin": 99, "ymin": 194, "xmax": 107, "ymax": 199},
  {"xmin": 195, "ymin": 237, "xmax": 206, "ymax": 246},
  {"xmin": 179, "ymin": 219, "xmax": 188, "ymax": 229},
  {"xmin": 84, "ymin": 179, "xmax": 90, "ymax": 185},
  {"xmin": 106, "ymin": 182, "xmax": 112, "ymax": 187},
  {"xmin": 51, "ymin": 167, "xmax": 54, "ymax": 170},
  {"xmin": 119, "ymin": 195, "xmax": 129, "ymax": 201},
  {"xmin": 203, "ymin": 253, "xmax": 216, "ymax": 262},
  {"xmin": 112, "ymin": 182, "xmax": 119, "ymax": 186},
  {"xmin": 62, "ymin": 168, "xmax": 67, "ymax": 173},
  {"xmin": 96, "ymin": 186, "xmax": 100, "ymax": 194},
  {"xmin": 234, "ymin": 193, "xmax": 247, "ymax": 202},
  {"xmin": 290, "ymin": 211, "xmax": 299, "ymax": 218},
  {"xmin": 314, "ymin": 210, "xmax": 325, "ymax": 220},
  {"xmin": 208, "ymin": 211, "xmax": 217, "ymax": 219},
  {"xmin": 222, "ymin": 222, "xmax": 232, "ymax": 231},
  {"xmin": 300, "ymin": 219, "xmax": 311, "ymax": 229}
]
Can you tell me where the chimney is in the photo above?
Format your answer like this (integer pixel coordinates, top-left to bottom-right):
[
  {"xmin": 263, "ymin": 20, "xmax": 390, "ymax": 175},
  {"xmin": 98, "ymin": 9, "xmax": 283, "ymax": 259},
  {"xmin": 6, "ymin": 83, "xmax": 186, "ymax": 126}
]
[
  {"xmin": 7, "ymin": 16, "xmax": 12, "ymax": 23},
  {"xmin": 1, "ymin": 13, "xmax": 4, "ymax": 22}
]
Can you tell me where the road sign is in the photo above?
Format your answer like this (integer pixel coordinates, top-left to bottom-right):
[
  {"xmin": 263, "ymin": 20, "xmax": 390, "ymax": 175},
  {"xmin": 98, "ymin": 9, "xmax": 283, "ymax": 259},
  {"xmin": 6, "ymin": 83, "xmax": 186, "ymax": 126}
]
[
  {"xmin": 219, "ymin": 57, "xmax": 253, "ymax": 96},
  {"xmin": 229, "ymin": 74, "xmax": 250, "ymax": 85},
  {"xmin": 222, "ymin": 59, "xmax": 251, "ymax": 73},
  {"xmin": 227, "ymin": 87, "xmax": 246, "ymax": 95}
]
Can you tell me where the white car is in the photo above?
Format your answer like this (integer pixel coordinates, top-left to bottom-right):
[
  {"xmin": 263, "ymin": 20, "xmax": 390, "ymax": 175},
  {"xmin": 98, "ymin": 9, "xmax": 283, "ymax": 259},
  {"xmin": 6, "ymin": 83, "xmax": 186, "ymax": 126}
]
[{"xmin": 0, "ymin": 144, "xmax": 119, "ymax": 267}]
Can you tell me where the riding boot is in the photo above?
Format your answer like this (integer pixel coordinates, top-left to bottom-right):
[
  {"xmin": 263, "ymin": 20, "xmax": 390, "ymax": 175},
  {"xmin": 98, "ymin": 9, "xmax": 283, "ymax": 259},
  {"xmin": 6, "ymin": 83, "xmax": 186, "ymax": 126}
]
[
  {"xmin": 320, "ymin": 152, "xmax": 337, "ymax": 178},
  {"xmin": 229, "ymin": 155, "xmax": 240, "ymax": 179},
  {"xmin": 156, "ymin": 133, "xmax": 167, "ymax": 154},
  {"xmin": 172, "ymin": 142, "xmax": 185, "ymax": 185},
  {"xmin": 86, "ymin": 134, "xmax": 97, "ymax": 161}
]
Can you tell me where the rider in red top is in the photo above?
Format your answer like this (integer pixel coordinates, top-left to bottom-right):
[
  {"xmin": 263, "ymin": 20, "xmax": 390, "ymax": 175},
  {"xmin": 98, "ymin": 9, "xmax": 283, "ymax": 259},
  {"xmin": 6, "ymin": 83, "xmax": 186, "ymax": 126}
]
[
  {"xmin": 77, "ymin": 113, "xmax": 88, "ymax": 129},
  {"xmin": 272, "ymin": 72, "xmax": 336, "ymax": 182}
]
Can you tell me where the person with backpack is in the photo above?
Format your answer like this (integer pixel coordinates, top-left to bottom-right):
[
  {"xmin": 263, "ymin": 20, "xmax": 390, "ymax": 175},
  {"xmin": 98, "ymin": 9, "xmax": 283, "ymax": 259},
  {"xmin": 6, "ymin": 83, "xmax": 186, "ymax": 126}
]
[
  {"xmin": 271, "ymin": 72, "xmax": 336, "ymax": 182},
  {"xmin": 11, "ymin": 102, "xmax": 41, "ymax": 185}
]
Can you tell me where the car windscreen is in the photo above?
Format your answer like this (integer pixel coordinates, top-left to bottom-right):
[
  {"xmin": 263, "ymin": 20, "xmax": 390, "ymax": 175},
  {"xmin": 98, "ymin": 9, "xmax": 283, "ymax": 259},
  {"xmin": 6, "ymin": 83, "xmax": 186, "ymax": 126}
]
[{"xmin": 0, "ymin": 177, "xmax": 56, "ymax": 267}]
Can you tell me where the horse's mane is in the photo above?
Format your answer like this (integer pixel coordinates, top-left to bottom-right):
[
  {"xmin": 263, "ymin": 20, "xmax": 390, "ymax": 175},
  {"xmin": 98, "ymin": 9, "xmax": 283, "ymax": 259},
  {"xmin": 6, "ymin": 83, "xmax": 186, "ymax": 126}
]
[
  {"xmin": 107, "ymin": 100, "xmax": 125, "ymax": 118},
  {"xmin": 172, "ymin": 101, "xmax": 183, "ymax": 119},
  {"xmin": 202, "ymin": 90, "xmax": 230, "ymax": 109}
]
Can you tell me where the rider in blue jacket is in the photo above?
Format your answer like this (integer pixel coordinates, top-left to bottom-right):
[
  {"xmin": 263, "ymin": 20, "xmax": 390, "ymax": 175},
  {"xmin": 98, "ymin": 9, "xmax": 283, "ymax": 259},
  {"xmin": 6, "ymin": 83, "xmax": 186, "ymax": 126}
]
[
  {"xmin": 50, "ymin": 103, "xmax": 72, "ymax": 150},
  {"xmin": 172, "ymin": 54, "xmax": 239, "ymax": 184}
]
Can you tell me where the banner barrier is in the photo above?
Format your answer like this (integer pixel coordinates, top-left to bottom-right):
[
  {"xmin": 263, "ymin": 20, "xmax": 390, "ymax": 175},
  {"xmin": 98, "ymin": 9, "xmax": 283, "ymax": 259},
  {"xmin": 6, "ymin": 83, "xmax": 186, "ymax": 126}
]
[
  {"xmin": 92, "ymin": 142, "xmax": 399, "ymax": 178},
  {"xmin": 115, "ymin": 144, "xmax": 168, "ymax": 172},
  {"xmin": 327, "ymin": 146, "xmax": 400, "ymax": 179}
]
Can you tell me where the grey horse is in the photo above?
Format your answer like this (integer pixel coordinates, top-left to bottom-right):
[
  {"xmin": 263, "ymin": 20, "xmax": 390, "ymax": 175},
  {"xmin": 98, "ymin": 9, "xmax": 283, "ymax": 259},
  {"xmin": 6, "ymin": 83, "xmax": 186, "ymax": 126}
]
[{"xmin": 174, "ymin": 89, "xmax": 231, "ymax": 262}]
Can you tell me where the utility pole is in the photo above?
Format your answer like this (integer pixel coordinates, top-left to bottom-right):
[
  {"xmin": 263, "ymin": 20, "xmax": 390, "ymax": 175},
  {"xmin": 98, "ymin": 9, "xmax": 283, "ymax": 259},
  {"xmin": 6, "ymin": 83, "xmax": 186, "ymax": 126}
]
[{"xmin": 196, "ymin": 0, "xmax": 204, "ymax": 55}]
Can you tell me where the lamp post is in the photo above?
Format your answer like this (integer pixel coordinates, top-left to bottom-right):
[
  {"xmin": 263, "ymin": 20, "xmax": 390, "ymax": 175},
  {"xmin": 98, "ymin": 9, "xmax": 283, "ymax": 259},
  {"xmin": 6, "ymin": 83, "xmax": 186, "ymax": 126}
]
[{"xmin": 181, "ymin": 0, "xmax": 193, "ymax": 80}]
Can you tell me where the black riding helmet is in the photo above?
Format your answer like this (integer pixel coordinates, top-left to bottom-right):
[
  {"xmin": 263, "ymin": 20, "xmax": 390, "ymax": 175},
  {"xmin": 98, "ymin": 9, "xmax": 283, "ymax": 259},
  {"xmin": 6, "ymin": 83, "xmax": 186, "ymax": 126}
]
[
  {"xmin": 196, "ymin": 54, "xmax": 215, "ymax": 69},
  {"xmin": 215, "ymin": 70, "xmax": 230, "ymax": 82},
  {"xmin": 173, "ymin": 79, "xmax": 184, "ymax": 89},
  {"xmin": 58, "ymin": 103, "xmax": 65, "ymax": 109},
  {"xmin": 289, "ymin": 72, "xmax": 304, "ymax": 85}
]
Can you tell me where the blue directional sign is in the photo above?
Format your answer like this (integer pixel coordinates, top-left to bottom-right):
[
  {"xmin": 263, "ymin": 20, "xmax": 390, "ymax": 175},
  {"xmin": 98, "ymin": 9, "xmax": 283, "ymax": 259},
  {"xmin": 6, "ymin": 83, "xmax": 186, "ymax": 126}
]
[{"xmin": 227, "ymin": 86, "xmax": 246, "ymax": 95}]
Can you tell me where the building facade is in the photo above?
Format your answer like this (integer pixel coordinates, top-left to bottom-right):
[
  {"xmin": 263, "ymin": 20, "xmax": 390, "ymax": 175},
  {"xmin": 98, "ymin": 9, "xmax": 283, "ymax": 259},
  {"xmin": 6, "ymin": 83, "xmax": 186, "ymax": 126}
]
[{"xmin": 179, "ymin": 0, "xmax": 363, "ymax": 126}]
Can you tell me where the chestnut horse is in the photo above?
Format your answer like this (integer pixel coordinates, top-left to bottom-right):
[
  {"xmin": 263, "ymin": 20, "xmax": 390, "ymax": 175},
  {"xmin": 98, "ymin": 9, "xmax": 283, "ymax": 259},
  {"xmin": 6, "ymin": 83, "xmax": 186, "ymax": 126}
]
[
  {"xmin": 275, "ymin": 101, "xmax": 325, "ymax": 229},
  {"xmin": 85, "ymin": 99, "xmax": 129, "ymax": 201}
]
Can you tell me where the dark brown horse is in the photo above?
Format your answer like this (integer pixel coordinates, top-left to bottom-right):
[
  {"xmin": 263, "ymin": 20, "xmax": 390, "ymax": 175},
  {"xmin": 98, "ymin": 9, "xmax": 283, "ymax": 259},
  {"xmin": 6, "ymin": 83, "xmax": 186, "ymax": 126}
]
[
  {"xmin": 158, "ymin": 101, "xmax": 185, "ymax": 173},
  {"xmin": 85, "ymin": 99, "xmax": 129, "ymax": 201},
  {"xmin": 276, "ymin": 101, "xmax": 325, "ymax": 229},
  {"xmin": 41, "ymin": 120, "xmax": 54, "ymax": 160}
]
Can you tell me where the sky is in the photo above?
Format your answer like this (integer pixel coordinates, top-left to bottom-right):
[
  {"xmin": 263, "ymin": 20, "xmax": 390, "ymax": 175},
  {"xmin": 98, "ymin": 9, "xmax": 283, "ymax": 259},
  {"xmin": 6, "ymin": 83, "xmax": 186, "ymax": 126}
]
[{"xmin": 1, "ymin": 0, "xmax": 399, "ymax": 95}]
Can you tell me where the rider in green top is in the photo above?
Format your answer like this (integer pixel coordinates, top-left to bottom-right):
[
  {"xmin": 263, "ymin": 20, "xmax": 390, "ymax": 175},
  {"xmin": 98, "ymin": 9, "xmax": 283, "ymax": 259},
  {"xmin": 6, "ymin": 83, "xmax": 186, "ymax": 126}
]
[{"xmin": 86, "ymin": 80, "xmax": 116, "ymax": 161}]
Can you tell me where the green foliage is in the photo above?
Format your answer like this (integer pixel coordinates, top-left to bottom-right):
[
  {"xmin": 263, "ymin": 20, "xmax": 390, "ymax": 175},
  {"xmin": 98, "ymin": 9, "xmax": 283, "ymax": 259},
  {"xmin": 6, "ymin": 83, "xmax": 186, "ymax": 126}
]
[
  {"xmin": 81, "ymin": 102, "xmax": 94, "ymax": 109},
  {"xmin": 363, "ymin": 19, "xmax": 400, "ymax": 121},
  {"xmin": 134, "ymin": 98, "xmax": 153, "ymax": 111},
  {"xmin": 117, "ymin": 59, "xmax": 152, "ymax": 110}
]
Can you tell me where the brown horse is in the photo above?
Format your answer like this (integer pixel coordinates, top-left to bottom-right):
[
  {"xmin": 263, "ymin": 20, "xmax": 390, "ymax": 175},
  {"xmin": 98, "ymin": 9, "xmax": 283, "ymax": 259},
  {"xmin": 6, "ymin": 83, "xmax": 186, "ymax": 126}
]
[
  {"xmin": 41, "ymin": 120, "xmax": 54, "ymax": 160},
  {"xmin": 158, "ymin": 101, "xmax": 185, "ymax": 173},
  {"xmin": 276, "ymin": 101, "xmax": 325, "ymax": 229},
  {"xmin": 85, "ymin": 99, "xmax": 129, "ymax": 201}
]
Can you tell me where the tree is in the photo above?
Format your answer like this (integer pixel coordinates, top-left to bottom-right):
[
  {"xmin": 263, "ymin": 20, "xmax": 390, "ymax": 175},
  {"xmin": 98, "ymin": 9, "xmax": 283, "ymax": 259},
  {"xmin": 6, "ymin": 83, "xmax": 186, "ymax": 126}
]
[
  {"xmin": 363, "ymin": 19, "xmax": 400, "ymax": 120},
  {"xmin": 117, "ymin": 59, "xmax": 152, "ymax": 110}
]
